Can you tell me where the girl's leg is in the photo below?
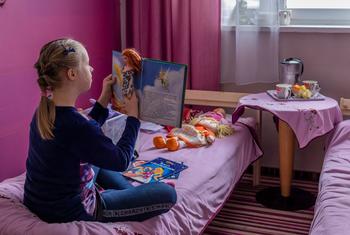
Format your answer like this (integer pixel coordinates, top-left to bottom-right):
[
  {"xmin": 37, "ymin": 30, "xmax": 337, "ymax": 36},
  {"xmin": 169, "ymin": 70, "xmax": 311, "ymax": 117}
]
[
  {"xmin": 96, "ymin": 168, "xmax": 133, "ymax": 190},
  {"xmin": 98, "ymin": 182, "xmax": 177, "ymax": 222}
]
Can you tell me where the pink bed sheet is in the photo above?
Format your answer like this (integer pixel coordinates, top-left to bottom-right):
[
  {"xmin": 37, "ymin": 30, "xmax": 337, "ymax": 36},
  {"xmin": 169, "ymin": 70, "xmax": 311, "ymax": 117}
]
[
  {"xmin": 0, "ymin": 117, "xmax": 262, "ymax": 235},
  {"xmin": 310, "ymin": 120, "xmax": 350, "ymax": 235}
]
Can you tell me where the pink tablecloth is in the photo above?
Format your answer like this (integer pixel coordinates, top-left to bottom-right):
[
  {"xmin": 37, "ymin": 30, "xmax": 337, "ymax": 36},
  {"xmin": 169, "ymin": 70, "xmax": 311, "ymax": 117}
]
[{"xmin": 232, "ymin": 93, "xmax": 343, "ymax": 148}]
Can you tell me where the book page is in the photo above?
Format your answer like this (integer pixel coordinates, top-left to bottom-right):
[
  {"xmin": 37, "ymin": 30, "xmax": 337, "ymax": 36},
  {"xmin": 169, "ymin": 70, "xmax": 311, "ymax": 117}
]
[{"xmin": 139, "ymin": 59, "xmax": 187, "ymax": 127}]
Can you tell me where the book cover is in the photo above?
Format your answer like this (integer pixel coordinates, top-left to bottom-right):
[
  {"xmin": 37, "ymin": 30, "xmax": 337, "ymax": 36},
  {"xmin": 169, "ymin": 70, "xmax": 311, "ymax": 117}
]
[
  {"xmin": 112, "ymin": 51, "xmax": 187, "ymax": 127},
  {"xmin": 123, "ymin": 157, "xmax": 187, "ymax": 183},
  {"xmin": 112, "ymin": 51, "xmax": 123, "ymax": 110},
  {"xmin": 112, "ymin": 51, "xmax": 141, "ymax": 111}
]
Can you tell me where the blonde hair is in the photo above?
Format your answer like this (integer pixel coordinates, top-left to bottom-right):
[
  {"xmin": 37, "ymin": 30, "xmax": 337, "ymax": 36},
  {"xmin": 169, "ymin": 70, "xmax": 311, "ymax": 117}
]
[
  {"xmin": 34, "ymin": 38, "xmax": 84, "ymax": 140},
  {"xmin": 122, "ymin": 48, "xmax": 142, "ymax": 72}
]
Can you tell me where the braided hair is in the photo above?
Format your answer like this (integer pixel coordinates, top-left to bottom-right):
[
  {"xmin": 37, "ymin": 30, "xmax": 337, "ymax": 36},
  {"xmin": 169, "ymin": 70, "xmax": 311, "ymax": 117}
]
[{"xmin": 34, "ymin": 38, "xmax": 83, "ymax": 140}]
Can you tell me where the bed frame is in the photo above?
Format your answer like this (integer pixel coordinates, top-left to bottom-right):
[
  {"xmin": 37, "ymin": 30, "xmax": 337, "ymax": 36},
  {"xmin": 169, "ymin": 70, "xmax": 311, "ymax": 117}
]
[
  {"xmin": 340, "ymin": 97, "xmax": 350, "ymax": 116},
  {"xmin": 184, "ymin": 90, "xmax": 262, "ymax": 186}
]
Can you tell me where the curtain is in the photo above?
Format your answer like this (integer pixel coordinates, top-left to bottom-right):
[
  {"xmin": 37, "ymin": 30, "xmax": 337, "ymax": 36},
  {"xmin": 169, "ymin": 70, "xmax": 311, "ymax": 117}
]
[
  {"xmin": 122, "ymin": 0, "xmax": 221, "ymax": 90},
  {"xmin": 221, "ymin": 0, "xmax": 280, "ymax": 85}
]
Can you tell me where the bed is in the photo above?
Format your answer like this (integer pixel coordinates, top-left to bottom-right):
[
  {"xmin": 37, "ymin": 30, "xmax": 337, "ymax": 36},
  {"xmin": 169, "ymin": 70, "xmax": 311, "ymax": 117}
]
[
  {"xmin": 0, "ymin": 90, "xmax": 262, "ymax": 235},
  {"xmin": 310, "ymin": 97, "xmax": 350, "ymax": 235}
]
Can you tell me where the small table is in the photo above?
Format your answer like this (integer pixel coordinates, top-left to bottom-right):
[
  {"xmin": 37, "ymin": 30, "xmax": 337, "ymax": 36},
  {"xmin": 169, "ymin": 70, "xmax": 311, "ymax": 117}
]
[{"xmin": 232, "ymin": 92, "xmax": 343, "ymax": 210}]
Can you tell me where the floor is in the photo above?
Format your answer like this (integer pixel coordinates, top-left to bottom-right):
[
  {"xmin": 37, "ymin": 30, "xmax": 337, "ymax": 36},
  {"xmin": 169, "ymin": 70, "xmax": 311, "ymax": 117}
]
[{"xmin": 204, "ymin": 174, "xmax": 318, "ymax": 235}]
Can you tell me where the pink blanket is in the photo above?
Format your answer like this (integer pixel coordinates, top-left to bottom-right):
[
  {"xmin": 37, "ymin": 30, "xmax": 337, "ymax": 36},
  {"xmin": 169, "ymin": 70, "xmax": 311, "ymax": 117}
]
[
  {"xmin": 0, "ymin": 118, "xmax": 262, "ymax": 235},
  {"xmin": 310, "ymin": 120, "xmax": 350, "ymax": 235}
]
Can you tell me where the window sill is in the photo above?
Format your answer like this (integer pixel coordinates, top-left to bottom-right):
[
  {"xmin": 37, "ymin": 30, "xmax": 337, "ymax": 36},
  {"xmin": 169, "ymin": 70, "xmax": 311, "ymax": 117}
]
[
  {"xmin": 280, "ymin": 25, "xmax": 350, "ymax": 33},
  {"xmin": 221, "ymin": 25, "xmax": 350, "ymax": 33}
]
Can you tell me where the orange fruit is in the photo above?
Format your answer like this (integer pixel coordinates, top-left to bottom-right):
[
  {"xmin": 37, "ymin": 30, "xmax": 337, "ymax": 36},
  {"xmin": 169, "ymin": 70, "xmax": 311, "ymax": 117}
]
[{"xmin": 292, "ymin": 84, "xmax": 300, "ymax": 93}]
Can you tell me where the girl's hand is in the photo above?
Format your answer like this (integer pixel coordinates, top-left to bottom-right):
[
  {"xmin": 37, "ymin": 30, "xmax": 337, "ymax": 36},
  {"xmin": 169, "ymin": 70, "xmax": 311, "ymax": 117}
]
[
  {"xmin": 101, "ymin": 74, "xmax": 115, "ymax": 97},
  {"xmin": 123, "ymin": 92, "xmax": 139, "ymax": 118},
  {"xmin": 98, "ymin": 74, "xmax": 115, "ymax": 108}
]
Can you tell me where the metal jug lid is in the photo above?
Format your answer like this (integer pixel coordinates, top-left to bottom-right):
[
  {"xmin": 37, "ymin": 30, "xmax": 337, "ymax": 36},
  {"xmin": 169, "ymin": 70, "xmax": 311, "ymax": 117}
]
[{"xmin": 281, "ymin": 58, "xmax": 303, "ymax": 65}]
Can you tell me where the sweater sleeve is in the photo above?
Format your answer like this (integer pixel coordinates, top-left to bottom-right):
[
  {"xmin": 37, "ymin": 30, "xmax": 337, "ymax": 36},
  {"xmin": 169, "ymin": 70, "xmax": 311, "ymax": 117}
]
[
  {"xmin": 72, "ymin": 116, "xmax": 140, "ymax": 171},
  {"xmin": 88, "ymin": 102, "xmax": 109, "ymax": 126}
]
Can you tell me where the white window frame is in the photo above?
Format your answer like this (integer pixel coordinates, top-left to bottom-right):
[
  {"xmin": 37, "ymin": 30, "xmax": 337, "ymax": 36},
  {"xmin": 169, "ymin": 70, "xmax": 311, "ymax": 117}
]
[
  {"xmin": 285, "ymin": 0, "xmax": 350, "ymax": 26},
  {"xmin": 221, "ymin": 0, "xmax": 350, "ymax": 33}
]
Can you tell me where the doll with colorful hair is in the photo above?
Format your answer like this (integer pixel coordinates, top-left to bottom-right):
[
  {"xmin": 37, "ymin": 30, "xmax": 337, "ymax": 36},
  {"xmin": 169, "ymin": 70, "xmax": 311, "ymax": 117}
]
[
  {"xmin": 112, "ymin": 48, "xmax": 142, "ymax": 112},
  {"xmin": 153, "ymin": 108, "xmax": 234, "ymax": 151}
]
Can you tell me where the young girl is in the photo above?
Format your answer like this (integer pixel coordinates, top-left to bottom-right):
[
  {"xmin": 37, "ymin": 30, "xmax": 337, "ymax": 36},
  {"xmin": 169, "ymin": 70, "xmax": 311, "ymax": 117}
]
[{"xmin": 23, "ymin": 38, "xmax": 176, "ymax": 223}]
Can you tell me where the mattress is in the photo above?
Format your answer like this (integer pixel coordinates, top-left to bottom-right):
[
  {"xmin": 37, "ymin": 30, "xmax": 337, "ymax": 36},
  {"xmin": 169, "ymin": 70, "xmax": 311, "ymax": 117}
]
[
  {"xmin": 0, "ymin": 117, "xmax": 262, "ymax": 235},
  {"xmin": 310, "ymin": 120, "xmax": 350, "ymax": 235}
]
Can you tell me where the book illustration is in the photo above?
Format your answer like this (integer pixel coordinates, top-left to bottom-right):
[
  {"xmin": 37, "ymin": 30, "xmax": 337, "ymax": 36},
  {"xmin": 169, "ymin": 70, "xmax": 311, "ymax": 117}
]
[
  {"xmin": 123, "ymin": 157, "xmax": 187, "ymax": 183},
  {"xmin": 157, "ymin": 68, "xmax": 170, "ymax": 90},
  {"xmin": 128, "ymin": 160, "xmax": 184, "ymax": 180},
  {"xmin": 126, "ymin": 160, "xmax": 148, "ymax": 170},
  {"xmin": 139, "ymin": 59, "xmax": 187, "ymax": 127},
  {"xmin": 112, "ymin": 51, "xmax": 125, "ymax": 110},
  {"xmin": 112, "ymin": 50, "xmax": 142, "ymax": 111}
]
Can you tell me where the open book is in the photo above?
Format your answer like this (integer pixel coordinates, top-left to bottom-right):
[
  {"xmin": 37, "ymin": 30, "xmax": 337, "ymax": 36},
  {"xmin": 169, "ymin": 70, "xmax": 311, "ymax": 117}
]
[{"xmin": 112, "ymin": 51, "xmax": 187, "ymax": 127}]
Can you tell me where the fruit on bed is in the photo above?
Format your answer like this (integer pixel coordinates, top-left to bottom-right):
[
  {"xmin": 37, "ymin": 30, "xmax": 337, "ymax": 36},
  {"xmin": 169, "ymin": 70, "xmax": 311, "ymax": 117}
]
[
  {"xmin": 153, "ymin": 136, "xmax": 182, "ymax": 151},
  {"xmin": 153, "ymin": 136, "xmax": 167, "ymax": 149}
]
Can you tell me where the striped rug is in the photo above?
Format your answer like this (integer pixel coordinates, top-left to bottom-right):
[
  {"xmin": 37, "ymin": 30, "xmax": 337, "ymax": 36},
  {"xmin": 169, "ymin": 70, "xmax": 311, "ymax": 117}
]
[{"xmin": 204, "ymin": 174, "xmax": 318, "ymax": 235}]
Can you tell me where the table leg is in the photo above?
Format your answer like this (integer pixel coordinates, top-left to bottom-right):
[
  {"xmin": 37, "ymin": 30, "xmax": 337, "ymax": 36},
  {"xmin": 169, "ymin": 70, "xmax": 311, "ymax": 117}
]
[
  {"xmin": 255, "ymin": 118, "xmax": 316, "ymax": 211},
  {"xmin": 279, "ymin": 120, "xmax": 295, "ymax": 197}
]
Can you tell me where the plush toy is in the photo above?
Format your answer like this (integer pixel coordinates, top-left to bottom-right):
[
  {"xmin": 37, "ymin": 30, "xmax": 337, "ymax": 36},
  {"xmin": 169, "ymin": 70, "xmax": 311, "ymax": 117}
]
[{"xmin": 153, "ymin": 108, "xmax": 234, "ymax": 151}]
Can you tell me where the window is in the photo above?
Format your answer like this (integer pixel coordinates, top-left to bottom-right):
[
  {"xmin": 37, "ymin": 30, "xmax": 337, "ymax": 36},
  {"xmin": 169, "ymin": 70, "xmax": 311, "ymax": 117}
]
[
  {"xmin": 286, "ymin": 0, "xmax": 350, "ymax": 25},
  {"xmin": 221, "ymin": 0, "xmax": 350, "ymax": 27},
  {"xmin": 221, "ymin": 0, "xmax": 260, "ymax": 27},
  {"xmin": 287, "ymin": 0, "xmax": 350, "ymax": 9},
  {"xmin": 221, "ymin": 0, "xmax": 236, "ymax": 26}
]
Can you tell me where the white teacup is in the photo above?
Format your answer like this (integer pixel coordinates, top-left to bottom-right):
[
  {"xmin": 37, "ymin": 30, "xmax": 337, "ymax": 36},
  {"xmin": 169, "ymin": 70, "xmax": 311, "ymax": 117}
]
[
  {"xmin": 279, "ymin": 10, "xmax": 292, "ymax": 25},
  {"xmin": 276, "ymin": 84, "xmax": 292, "ymax": 99},
  {"xmin": 302, "ymin": 80, "xmax": 321, "ymax": 96}
]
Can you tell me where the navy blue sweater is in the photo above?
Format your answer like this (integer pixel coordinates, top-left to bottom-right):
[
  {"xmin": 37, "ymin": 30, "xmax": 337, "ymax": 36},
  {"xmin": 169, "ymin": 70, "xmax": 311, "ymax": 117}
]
[{"xmin": 23, "ymin": 102, "xmax": 140, "ymax": 223}]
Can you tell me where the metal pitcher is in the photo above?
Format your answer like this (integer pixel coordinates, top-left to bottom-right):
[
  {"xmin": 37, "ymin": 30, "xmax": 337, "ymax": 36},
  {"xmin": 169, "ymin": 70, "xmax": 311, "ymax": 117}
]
[{"xmin": 280, "ymin": 58, "xmax": 304, "ymax": 84}]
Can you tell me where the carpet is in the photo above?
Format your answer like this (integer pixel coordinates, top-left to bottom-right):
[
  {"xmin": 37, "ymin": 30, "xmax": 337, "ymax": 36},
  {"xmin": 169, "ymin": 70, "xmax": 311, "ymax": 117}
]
[{"xmin": 204, "ymin": 174, "xmax": 318, "ymax": 235}]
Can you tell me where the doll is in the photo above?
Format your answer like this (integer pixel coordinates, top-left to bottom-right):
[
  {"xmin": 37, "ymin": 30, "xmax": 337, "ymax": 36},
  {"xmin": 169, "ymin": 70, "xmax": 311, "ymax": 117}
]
[
  {"xmin": 190, "ymin": 108, "xmax": 232, "ymax": 137},
  {"xmin": 112, "ymin": 48, "xmax": 142, "ymax": 111},
  {"xmin": 153, "ymin": 108, "xmax": 234, "ymax": 151}
]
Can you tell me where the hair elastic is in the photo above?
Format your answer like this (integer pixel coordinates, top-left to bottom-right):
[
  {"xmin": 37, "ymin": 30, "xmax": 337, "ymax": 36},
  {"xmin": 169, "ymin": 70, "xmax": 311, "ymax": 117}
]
[
  {"xmin": 41, "ymin": 86, "xmax": 53, "ymax": 100},
  {"xmin": 63, "ymin": 47, "xmax": 75, "ymax": 55}
]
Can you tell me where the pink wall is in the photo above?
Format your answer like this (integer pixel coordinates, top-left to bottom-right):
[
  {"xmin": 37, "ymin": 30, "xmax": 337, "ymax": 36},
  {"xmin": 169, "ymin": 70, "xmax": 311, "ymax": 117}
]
[{"xmin": 0, "ymin": 0, "xmax": 120, "ymax": 181}]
